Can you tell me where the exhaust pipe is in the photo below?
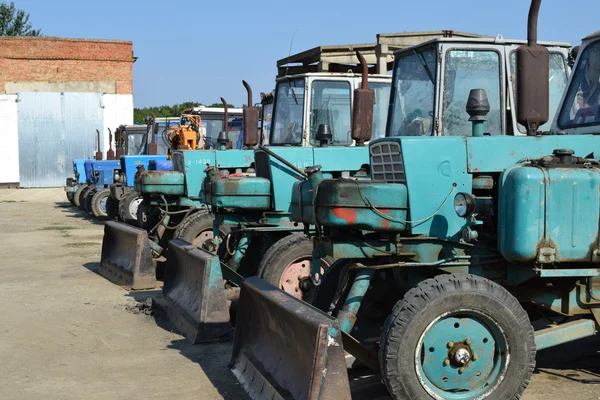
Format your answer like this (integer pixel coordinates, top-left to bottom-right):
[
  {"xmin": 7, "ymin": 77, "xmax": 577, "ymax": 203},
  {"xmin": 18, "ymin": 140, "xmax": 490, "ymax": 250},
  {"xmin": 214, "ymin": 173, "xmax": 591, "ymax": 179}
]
[
  {"xmin": 217, "ymin": 97, "xmax": 230, "ymax": 150},
  {"xmin": 95, "ymin": 129, "xmax": 103, "ymax": 160},
  {"xmin": 242, "ymin": 80, "xmax": 259, "ymax": 149},
  {"xmin": 147, "ymin": 113, "xmax": 159, "ymax": 155},
  {"xmin": 106, "ymin": 128, "xmax": 115, "ymax": 160},
  {"xmin": 351, "ymin": 51, "xmax": 375, "ymax": 146},
  {"xmin": 516, "ymin": 0, "xmax": 549, "ymax": 135}
]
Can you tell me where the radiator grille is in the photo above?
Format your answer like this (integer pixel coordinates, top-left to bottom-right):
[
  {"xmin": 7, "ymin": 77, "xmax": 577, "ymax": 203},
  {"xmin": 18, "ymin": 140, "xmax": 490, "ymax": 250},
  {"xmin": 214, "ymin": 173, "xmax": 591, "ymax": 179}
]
[{"xmin": 370, "ymin": 141, "xmax": 405, "ymax": 183}]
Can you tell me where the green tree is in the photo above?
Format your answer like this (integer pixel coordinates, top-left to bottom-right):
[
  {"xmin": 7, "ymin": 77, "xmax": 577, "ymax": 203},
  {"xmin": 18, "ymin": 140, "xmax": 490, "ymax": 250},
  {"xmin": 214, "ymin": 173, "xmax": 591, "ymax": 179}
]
[
  {"xmin": 0, "ymin": 2, "xmax": 41, "ymax": 36},
  {"xmin": 133, "ymin": 101, "xmax": 204, "ymax": 123}
]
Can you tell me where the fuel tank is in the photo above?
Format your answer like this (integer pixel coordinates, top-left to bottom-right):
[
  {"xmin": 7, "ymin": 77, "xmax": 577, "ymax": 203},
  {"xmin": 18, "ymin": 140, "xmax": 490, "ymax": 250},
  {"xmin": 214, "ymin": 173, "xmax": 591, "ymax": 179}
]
[{"xmin": 499, "ymin": 149, "xmax": 600, "ymax": 263}]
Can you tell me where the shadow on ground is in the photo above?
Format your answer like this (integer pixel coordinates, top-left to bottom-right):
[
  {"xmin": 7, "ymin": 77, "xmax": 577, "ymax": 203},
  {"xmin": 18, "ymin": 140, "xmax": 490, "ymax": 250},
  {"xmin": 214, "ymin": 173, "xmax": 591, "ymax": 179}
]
[{"xmin": 55, "ymin": 201, "xmax": 105, "ymax": 226}]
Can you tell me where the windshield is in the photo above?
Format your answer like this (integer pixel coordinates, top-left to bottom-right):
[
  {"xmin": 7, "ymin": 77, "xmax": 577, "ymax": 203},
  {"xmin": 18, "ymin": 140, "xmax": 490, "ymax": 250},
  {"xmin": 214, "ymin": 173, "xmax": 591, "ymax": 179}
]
[
  {"xmin": 310, "ymin": 80, "xmax": 352, "ymax": 145},
  {"xmin": 387, "ymin": 46, "xmax": 437, "ymax": 137},
  {"xmin": 443, "ymin": 50, "xmax": 502, "ymax": 136},
  {"xmin": 558, "ymin": 40, "xmax": 600, "ymax": 129},
  {"xmin": 369, "ymin": 82, "xmax": 391, "ymax": 140},
  {"xmin": 511, "ymin": 52, "xmax": 568, "ymax": 133},
  {"xmin": 126, "ymin": 133, "xmax": 146, "ymax": 155},
  {"xmin": 270, "ymin": 79, "xmax": 305, "ymax": 145},
  {"xmin": 201, "ymin": 117, "xmax": 225, "ymax": 148}
]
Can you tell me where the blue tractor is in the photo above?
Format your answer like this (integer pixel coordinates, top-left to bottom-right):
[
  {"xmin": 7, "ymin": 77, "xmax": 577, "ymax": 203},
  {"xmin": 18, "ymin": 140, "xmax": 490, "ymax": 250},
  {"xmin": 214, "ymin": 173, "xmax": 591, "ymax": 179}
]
[
  {"xmin": 64, "ymin": 159, "xmax": 87, "ymax": 206},
  {"xmin": 227, "ymin": 2, "xmax": 595, "ymax": 399}
]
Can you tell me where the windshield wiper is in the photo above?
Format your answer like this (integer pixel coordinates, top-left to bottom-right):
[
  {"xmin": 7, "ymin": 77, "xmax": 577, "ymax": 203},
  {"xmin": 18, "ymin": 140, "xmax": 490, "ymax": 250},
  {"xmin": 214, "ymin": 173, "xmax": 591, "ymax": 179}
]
[
  {"xmin": 413, "ymin": 50, "xmax": 435, "ymax": 84},
  {"xmin": 288, "ymin": 78, "xmax": 299, "ymax": 105}
]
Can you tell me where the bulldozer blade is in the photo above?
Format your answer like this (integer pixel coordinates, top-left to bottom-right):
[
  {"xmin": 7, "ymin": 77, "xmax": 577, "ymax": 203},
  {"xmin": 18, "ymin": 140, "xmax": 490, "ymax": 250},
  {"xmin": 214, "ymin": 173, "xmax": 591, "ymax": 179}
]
[
  {"xmin": 230, "ymin": 277, "xmax": 351, "ymax": 400},
  {"xmin": 163, "ymin": 239, "xmax": 232, "ymax": 343},
  {"xmin": 99, "ymin": 221, "xmax": 156, "ymax": 290}
]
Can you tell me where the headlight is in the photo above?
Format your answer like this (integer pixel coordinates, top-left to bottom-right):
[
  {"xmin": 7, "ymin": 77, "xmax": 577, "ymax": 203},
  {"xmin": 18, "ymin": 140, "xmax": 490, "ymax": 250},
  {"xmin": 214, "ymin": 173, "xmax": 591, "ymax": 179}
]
[{"xmin": 454, "ymin": 192, "xmax": 476, "ymax": 217}]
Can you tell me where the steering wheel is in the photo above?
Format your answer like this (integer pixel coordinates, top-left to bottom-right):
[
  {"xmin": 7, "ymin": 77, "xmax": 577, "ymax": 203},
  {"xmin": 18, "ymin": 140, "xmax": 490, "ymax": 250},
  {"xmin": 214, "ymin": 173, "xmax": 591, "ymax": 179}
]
[{"xmin": 204, "ymin": 139, "xmax": 216, "ymax": 149}]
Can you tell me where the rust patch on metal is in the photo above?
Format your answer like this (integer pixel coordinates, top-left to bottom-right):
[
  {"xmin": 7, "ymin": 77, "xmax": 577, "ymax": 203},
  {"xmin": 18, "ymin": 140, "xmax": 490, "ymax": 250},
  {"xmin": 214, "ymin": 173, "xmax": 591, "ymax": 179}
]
[{"xmin": 332, "ymin": 207, "xmax": 357, "ymax": 224}]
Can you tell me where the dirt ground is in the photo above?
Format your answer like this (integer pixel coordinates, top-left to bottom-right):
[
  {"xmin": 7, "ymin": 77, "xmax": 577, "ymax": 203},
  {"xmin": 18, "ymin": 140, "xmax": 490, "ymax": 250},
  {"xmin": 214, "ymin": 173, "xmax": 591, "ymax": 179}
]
[{"xmin": 0, "ymin": 188, "xmax": 598, "ymax": 400}]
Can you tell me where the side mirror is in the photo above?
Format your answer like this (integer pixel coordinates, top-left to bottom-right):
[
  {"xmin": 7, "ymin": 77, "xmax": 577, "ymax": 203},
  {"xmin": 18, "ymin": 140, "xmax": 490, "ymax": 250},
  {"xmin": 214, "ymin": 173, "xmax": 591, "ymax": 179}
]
[
  {"xmin": 242, "ymin": 80, "xmax": 259, "ymax": 148},
  {"xmin": 516, "ymin": 0, "xmax": 549, "ymax": 135},
  {"xmin": 352, "ymin": 51, "xmax": 375, "ymax": 146}
]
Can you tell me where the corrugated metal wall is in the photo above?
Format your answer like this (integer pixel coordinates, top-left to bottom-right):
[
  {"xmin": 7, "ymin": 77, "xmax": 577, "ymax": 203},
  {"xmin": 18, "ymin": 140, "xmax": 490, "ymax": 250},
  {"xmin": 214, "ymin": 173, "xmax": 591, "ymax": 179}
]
[{"xmin": 17, "ymin": 92, "xmax": 103, "ymax": 188}]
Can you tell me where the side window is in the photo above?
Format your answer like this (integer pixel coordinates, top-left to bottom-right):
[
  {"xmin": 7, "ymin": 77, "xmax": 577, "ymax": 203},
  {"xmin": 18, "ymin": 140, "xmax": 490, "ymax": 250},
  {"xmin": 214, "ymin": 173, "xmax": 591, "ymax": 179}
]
[
  {"xmin": 368, "ymin": 82, "xmax": 391, "ymax": 140},
  {"xmin": 558, "ymin": 40, "xmax": 600, "ymax": 129},
  {"xmin": 310, "ymin": 80, "xmax": 352, "ymax": 145},
  {"xmin": 443, "ymin": 50, "xmax": 502, "ymax": 136}
]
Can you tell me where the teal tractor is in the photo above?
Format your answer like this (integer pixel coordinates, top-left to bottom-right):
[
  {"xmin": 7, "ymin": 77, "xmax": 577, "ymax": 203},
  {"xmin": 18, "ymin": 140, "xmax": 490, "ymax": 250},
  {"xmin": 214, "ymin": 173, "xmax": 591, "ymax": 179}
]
[
  {"xmin": 160, "ymin": 53, "xmax": 392, "ymax": 343},
  {"xmin": 99, "ymin": 83, "xmax": 261, "ymax": 290},
  {"xmin": 228, "ymin": 2, "xmax": 598, "ymax": 400}
]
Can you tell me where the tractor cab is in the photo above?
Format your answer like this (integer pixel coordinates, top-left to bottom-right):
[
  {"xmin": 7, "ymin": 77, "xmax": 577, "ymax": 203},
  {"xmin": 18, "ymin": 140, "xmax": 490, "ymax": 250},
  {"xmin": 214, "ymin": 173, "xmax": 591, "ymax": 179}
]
[
  {"xmin": 270, "ymin": 72, "xmax": 390, "ymax": 147},
  {"xmin": 388, "ymin": 35, "xmax": 570, "ymax": 138}
]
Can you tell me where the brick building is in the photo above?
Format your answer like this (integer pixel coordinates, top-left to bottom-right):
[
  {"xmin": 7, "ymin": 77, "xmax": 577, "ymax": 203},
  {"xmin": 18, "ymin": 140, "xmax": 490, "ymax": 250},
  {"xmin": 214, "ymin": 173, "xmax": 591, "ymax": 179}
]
[{"xmin": 0, "ymin": 37, "xmax": 136, "ymax": 187}]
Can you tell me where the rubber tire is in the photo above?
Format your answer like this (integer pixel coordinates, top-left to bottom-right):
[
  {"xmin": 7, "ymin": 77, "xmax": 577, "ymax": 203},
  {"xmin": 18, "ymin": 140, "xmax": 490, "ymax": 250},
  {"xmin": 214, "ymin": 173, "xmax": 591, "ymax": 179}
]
[
  {"xmin": 83, "ymin": 187, "xmax": 96, "ymax": 214},
  {"xmin": 379, "ymin": 273, "xmax": 536, "ymax": 400},
  {"xmin": 118, "ymin": 189, "xmax": 142, "ymax": 225},
  {"xmin": 106, "ymin": 195, "xmax": 119, "ymax": 221},
  {"xmin": 73, "ymin": 184, "xmax": 88, "ymax": 208},
  {"xmin": 91, "ymin": 188, "xmax": 111, "ymax": 220},
  {"xmin": 66, "ymin": 191, "xmax": 76, "ymax": 206},
  {"xmin": 173, "ymin": 209, "xmax": 229, "ymax": 252},
  {"xmin": 257, "ymin": 233, "xmax": 334, "ymax": 301}
]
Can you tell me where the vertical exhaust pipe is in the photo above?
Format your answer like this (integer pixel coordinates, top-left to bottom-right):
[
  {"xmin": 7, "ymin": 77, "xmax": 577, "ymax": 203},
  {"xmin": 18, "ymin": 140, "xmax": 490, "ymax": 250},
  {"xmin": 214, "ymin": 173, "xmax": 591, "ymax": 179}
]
[
  {"xmin": 516, "ymin": 0, "xmax": 549, "ymax": 135},
  {"xmin": 217, "ymin": 97, "xmax": 230, "ymax": 151},
  {"xmin": 147, "ymin": 113, "xmax": 158, "ymax": 155},
  {"xmin": 95, "ymin": 129, "xmax": 103, "ymax": 160},
  {"xmin": 351, "ymin": 51, "xmax": 375, "ymax": 146},
  {"xmin": 106, "ymin": 128, "xmax": 115, "ymax": 160},
  {"xmin": 242, "ymin": 80, "xmax": 259, "ymax": 149}
]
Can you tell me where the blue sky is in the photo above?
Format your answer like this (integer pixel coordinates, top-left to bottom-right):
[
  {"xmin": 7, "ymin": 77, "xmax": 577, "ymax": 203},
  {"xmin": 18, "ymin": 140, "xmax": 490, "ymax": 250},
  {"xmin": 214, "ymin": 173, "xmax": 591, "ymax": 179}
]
[{"xmin": 16, "ymin": 0, "xmax": 598, "ymax": 109}]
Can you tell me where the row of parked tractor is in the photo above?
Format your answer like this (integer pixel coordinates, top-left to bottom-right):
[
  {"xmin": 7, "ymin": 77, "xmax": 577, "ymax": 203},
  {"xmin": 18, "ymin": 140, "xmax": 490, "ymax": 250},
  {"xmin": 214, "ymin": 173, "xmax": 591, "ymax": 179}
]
[{"xmin": 63, "ymin": 1, "xmax": 600, "ymax": 398}]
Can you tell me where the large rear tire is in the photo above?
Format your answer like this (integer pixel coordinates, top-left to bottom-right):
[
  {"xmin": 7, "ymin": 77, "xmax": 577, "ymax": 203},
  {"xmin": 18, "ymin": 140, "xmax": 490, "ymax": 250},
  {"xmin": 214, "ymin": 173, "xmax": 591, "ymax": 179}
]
[
  {"xmin": 74, "ymin": 184, "xmax": 88, "ymax": 208},
  {"xmin": 379, "ymin": 273, "xmax": 535, "ymax": 400},
  {"xmin": 257, "ymin": 233, "xmax": 334, "ymax": 302},
  {"xmin": 91, "ymin": 188, "xmax": 111, "ymax": 219},
  {"xmin": 173, "ymin": 209, "xmax": 229, "ymax": 253},
  {"xmin": 118, "ymin": 189, "xmax": 143, "ymax": 225}
]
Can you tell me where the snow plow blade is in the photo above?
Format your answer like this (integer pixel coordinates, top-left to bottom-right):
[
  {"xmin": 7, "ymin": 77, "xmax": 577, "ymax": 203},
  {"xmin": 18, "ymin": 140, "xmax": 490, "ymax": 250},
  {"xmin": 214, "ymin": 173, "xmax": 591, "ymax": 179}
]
[
  {"xmin": 99, "ymin": 221, "xmax": 156, "ymax": 290},
  {"xmin": 163, "ymin": 239, "xmax": 232, "ymax": 343},
  {"xmin": 230, "ymin": 277, "xmax": 351, "ymax": 400}
]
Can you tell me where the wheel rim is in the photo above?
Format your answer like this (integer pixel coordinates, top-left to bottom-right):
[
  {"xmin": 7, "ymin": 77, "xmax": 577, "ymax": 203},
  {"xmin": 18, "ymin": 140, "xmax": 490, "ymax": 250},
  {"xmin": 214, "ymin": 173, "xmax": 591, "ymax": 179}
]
[
  {"xmin": 99, "ymin": 196, "xmax": 108, "ymax": 214},
  {"xmin": 278, "ymin": 257, "xmax": 328, "ymax": 301},
  {"xmin": 192, "ymin": 229, "xmax": 216, "ymax": 252},
  {"xmin": 129, "ymin": 197, "xmax": 143, "ymax": 220},
  {"xmin": 415, "ymin": 309, "xmax": 509, "ymax": 400}
]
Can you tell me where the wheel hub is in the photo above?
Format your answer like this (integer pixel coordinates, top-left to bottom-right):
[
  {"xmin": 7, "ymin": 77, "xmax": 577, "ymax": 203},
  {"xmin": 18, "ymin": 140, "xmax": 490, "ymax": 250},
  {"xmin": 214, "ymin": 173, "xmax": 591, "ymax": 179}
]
[
  {"xmin": 192, "ymin": 229, "xmax": 215, "ymax": 252},
  {"xmin": 99, "ymin": 196, "xmax": 108, "ymax": 213},
  {"xmin": 279, "ymin": 258, "xmax": 325, "ymax": 301},
  {"xmin": 415, "ymin": 311, "xmax": 508, "ymax": 399},
  {"xmin": 129, "ymin": 198, "xmax": 143, "ymax": 219}
]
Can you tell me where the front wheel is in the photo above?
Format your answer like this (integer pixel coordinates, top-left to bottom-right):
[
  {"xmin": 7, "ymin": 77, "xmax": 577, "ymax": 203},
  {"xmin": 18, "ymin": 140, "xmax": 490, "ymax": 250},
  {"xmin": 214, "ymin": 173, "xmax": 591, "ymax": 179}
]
[
  {"xmin": 257, "ymin": 233, "xmax": 334, "ymax": 302},
  {"xmin": 118, "ymin": 189, "xmax": 143, "ymax": 224},
  {"xmin": 73, "ymin": 184, "xmax": 88, "ymax": 208},
  {"xmin": 91, "ymin": 188, "xmax": 111, "ymax": 219},
  {"xmin": 379, "ymin": 273, "xmax": 535, "ymax": 400},
  {"xmin": 173, "ymin": 209, "xmax": 229, "ymax": 253}
]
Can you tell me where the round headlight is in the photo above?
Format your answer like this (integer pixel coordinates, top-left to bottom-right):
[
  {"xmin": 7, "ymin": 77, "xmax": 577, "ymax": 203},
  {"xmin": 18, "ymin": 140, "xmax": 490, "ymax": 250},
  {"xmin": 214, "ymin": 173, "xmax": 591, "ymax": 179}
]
[{"xmin": 454, "ymin": 192, "xmax": 476, "ymax": 217}]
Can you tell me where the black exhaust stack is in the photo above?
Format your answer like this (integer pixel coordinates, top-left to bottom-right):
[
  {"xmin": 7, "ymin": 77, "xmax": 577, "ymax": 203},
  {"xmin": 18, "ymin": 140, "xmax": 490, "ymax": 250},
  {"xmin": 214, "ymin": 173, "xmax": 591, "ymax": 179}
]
[
  {"xmin": 242, "ymin": 80, "xmax": 259, "ymax": 149},
  {"xmin": 516, "ymin": 0, "xmax": 550, "ymax": 136},
  {"xmin": 351, "ymin": 51, "xmax": 375, "ymax": 146}
]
